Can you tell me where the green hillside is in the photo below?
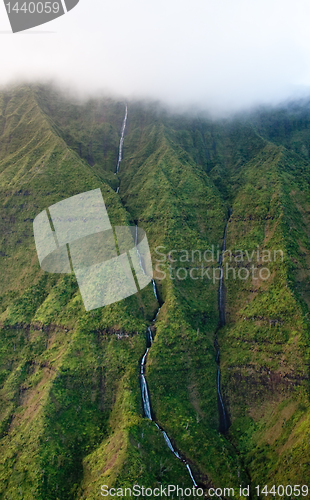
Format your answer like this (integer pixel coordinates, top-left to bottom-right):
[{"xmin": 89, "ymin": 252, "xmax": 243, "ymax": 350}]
[{"xmin": 0, "ymin": 84, "xmax": 309, "ymax": 499}]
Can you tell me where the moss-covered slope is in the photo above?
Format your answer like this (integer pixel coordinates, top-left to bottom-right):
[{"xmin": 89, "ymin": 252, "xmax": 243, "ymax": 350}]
[{"xmin": 0, "ymin": 85, "xmax": 309, "ymax": 499}]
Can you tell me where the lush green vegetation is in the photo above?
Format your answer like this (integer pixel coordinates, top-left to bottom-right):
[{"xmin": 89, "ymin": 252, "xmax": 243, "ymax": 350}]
[{"xmin": 0, "ymin": 84, "xmax": 309, "ymax": 499}]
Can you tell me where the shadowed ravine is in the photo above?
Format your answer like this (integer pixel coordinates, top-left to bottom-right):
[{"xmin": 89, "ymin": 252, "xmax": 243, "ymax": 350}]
[
  {"xmin": 139, "ymin": 291, "xmax": 198, "ymax": 488},
  {"xmin": 115, "ymin": 105, "xmax": 199, "ymax": 487},
  {"xmin": 115, "ymin": 104, "xmax": 232, "ymax": 484},
  {"xmin": 215, "ymin": 209, "xmax": 232, "ymax": 434},
  {"xmin": 115, "ymin": 105, "xmax": 231, "ymax": 487}
]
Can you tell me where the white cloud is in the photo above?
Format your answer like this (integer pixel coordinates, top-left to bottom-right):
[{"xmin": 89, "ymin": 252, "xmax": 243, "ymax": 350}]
[{"xmin": 1, "ymin": 0, "xmax": 310, "ymax": 112}]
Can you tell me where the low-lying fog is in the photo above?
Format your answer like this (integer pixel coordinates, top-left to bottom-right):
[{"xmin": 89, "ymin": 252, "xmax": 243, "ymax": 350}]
[{"xmin": 1, "ymin": 0, "xmax": 310, "ymax": 115}]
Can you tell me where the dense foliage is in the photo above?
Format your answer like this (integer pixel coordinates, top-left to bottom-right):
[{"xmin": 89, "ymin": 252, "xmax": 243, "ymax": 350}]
[{"xmin": 0, "ymin": 85, "xmax": 309, "ymax": 499}]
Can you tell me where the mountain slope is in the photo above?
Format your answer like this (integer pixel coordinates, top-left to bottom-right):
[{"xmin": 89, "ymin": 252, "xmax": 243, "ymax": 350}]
[
  {"xmin": 0, "ymin": 85, "xmax": 309, "ymax": 498},
  {"xmin": 220, "ymin": 143, "xmax": 310, "ymax": 489}
]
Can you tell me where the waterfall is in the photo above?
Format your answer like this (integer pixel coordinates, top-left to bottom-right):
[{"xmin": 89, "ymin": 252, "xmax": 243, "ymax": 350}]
[
  {"xmin": 140, "ymin": 347, "xmax": 152, "ymax": 420},
  {"xmin": 116, "ymin": 104, "xmax": 128, "ymax": 175},
  {"xmin": 148, "ymin": 327, "xmax": 153, "ymax": 345},
  {"xmin": 153, "ymin": 306, "xmax": 161, "ymax": 322},
  {"xmin": 217, "ymin": 366, "xmax": 227, "ymax": 431},
  {"xmin": 218, "ymin": 210, "xmax": 230, "ymax": 327},
  {"xmin": 135, "ymin": 225, "xmax": 159, "ymax": 307},
  {"xmin": 152, "ymin": 279, "xmax": 158, "ymax": 301},
  {"xmin": 186, "ymin": 464, "xmax": 198, "ymax": 487},
  {"xmin": 140, "ymin": 281, "xmax": 198, "ymax": 487},
  {"xmin": 113, "ymin": 107, "xmax": 198, "ymax": 487},
  {"xmin": 215, "ymin": 208, "xmax": 232, "ymax": 433},
  {"xmin": 135, "ymin": 225, "xmax": 147, "ymax": 276}
]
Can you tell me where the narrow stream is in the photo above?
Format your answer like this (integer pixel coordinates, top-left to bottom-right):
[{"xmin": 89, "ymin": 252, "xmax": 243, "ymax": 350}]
[
  {"xmin": 139, "ymin": 281, "xmax": 198, "ymax": 488},
  {"xmin": 115, "ymin": 104, "xmax": 128, "ymax": 175},
  {"xmin": 114, "ymin": 105, "xmax": 230, "ymax": 487},
  {"xmin": 215, "ymin": 209, "xmax": 232, "ymax": 434},
  {"xmin": 114, "ymin": 106, "xmax": 196, "ymax": 483}
]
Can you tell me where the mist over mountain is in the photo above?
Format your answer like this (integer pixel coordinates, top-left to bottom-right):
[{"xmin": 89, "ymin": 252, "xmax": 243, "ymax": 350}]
[
  {"xmin": 1, "ymin": 0, "xmax": 310, "ymax": 113},
  {"xmin": 0, "ymin": 83, "xmax": 309, "ymax": 498}
]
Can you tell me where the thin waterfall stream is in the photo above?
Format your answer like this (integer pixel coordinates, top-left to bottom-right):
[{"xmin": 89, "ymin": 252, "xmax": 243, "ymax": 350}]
[
  {"xmin": 139, "ymin": 286, "xmax": 198, "ymax": 487},
  {"xmin": 136, "ymin": 233, "xmax": 198, "ymax": 487},
  {"xmin": 114, "ymin": 106, "xmax": 198, "ymax": 486},
  {"xmin": 215, "ymin": 209, "xmax": 232, "ymax": 434},
  {"xmin": 115, "ymin": 104, "xmax": 128, "ymax": 176}
]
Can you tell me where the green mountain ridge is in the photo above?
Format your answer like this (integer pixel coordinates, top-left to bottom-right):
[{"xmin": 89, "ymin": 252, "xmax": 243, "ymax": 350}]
[{"xmin": 0, "ymin": 84, "xmax": 309, "ymax": 499}]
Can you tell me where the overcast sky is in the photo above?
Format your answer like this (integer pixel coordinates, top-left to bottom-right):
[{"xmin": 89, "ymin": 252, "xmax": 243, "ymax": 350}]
[{"xmin": 1, "ymin": 0, "xmax": 310, "ymax": 113}]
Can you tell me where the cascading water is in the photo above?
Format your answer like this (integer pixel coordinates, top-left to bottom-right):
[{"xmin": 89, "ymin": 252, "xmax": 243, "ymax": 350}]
[
  {"xmin": 136, "ymin": 236, "xmax": 198, "ymax": 487},
  {"xmin": 115, "ymin": 105, "xmax": 198, "ymax": 488},
  {"xmin": 115, "ymin": 104, "xmax": 128, "ymax": 175},
  {"xmin": 115, "ymin": 104, "xmax": 128, "ymax": 194},
  {"xmin": 215, "ymin": 208, "xmax": 232, "ymax": 434},
  {"xmin": 150, "ymin": 277, "xmax": 158, "ymax": 301},
  {"xmin": 140, "ymin": 347, "xmax": 152, "ymax": 420},
  {"xmin": 218, "ymin": 217, "xmax": 228, "ymax": 327}
]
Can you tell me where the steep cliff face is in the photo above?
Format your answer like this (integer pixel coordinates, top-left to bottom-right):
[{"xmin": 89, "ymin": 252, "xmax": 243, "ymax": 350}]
[
  {"xmin": 0, "ymin": 84, "xmax": 309, "ymax": 498},
  {"xmin": 220, "ymin": 144, "xmax": 310, "ymax": 487}
]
